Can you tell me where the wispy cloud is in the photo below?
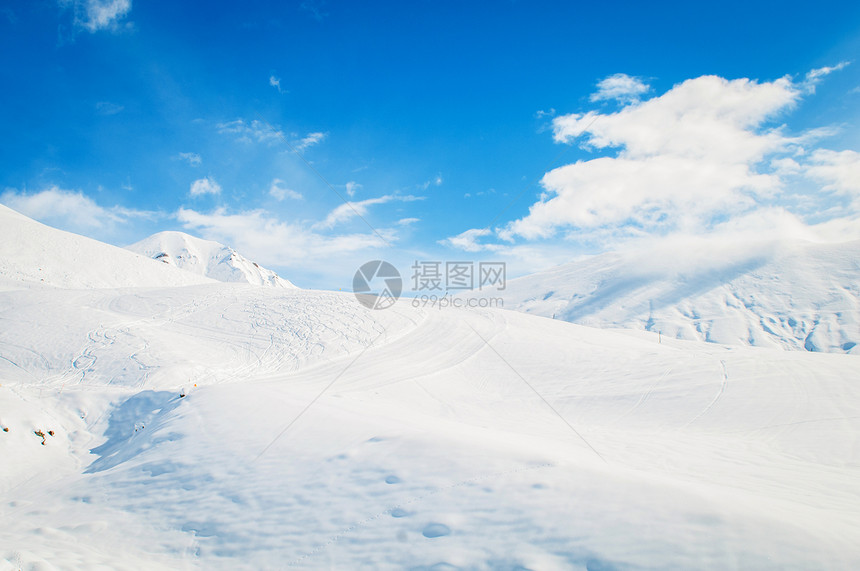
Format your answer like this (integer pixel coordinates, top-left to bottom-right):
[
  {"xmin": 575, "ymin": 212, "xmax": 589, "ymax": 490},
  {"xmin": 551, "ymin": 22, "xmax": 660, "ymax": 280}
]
[
  {"xmin": 216, "ymin": 119, "xmax": 282, "ymax": 144},
  {"xmin": 217, "ymin": 119, "xmax": 327, "ymax": 152},
  {"xmin": 0, "ymin": 186, "xmax": 153, "ymax": 233},
  {"xmin": 442, "ymin": 228, "xmax": 498, "ymax": 252},
  {"xmin": 420, "ymin": 174, "xmax": 443, "ymax": 190},
  {"xmin": 345, "ymin": 181, "xmax": 361, "ymax": 197},
  {"xmin": 61, "ymin": 0, "xmax": 132, "ymax": 33},
  {"xmin": 300, "ymin": 0, "xmax": 327, "ymax": 22},
  {"xmin": 269, "ymin": 178, "xmax": 302, "ymax": 201},
  {"xmin": 805, "ymin": 149, "xmax": 860, "ymax": 203},
  {"xmin": 294, "ymin": 131, "xmax": 326, "ymax": 152},
  {"xmin": 189, "ymin": 177, "xmax": 221, "ymax": 197},
  {"xmin": 590, "ymin": 73, "xmax": 649, "ymax": 103},
  {"xmin": 269, "ymin": 75, "xmax": 287, "ymax": 93},
  {"xmin": 175, "ymin": 206, "xmax": 394, "ymax": 272},
  {"xmin": 177, "ymin": 152, "xmax": 202, "ymax": 167},
  {"xmin": 315, "ymin": 194, "xmax": 424, "ymax": 229},
  {"xmin": 803, "ymin": 61, "xmax": 850, "ymax": 93}
]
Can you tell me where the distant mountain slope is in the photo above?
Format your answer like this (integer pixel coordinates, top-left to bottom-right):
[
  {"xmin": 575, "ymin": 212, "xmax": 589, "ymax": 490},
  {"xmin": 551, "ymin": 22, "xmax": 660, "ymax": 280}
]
[
  {"xmin": 489, "ymin": 239, "xmax": 860, "ymax": 354},
  {"xmin": 0, "ymin": 203, "xmax": 214, "ymax": 290},
  {"xmin": 127, "ymin": 231, "xmax": 295, "ymax": 288}
]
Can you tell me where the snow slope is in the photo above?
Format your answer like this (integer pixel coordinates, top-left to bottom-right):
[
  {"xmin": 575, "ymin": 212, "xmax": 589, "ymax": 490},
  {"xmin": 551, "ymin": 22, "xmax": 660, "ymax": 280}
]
[
  {"xmin": 486, "ymin": 239, "xmax": 860, "ymax": 354},
  {"xmin": 127, "ymin": 231, "xmax": 295, "ymax": 288},
  {"xmin": 0, "ymin": 204, "xmax": 214, "ymax": 291},
  {"xmin": 2, "ymin": 283, "xmax": 860, "ymax": 569},
  {"xmin": 1, "ymin": 220, "xmax": 860, "ymax": 569}
]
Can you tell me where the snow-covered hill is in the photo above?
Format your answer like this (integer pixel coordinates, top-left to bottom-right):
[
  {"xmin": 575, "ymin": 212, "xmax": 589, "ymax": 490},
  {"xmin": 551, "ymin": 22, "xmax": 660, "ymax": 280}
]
[
  {"xmin": 2, "ymin": 283, "xmax": 860, "ymax": 569},
  {"xmin": 0, "ymin": 204, "xmax": 214, "ymax": 290},
  {"xmin": 2, "ymin": 216, "xmax": 860, "ymax": 569},
  {"xmin": 127, "ymin": 231, "xmax": 295, "ymax": 288},
  {"xmin": 488, "ymin": 239, "xmax": 860, "ymax": 354}
]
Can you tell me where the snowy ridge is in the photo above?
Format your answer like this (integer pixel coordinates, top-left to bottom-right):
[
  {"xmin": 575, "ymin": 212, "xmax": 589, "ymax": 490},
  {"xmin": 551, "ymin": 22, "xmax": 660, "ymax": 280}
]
[
  {"xmin": 127, "ymin": 231, "xmax": 295, "ymax": 288},
  {"xmin": 0, "ymin": 203, "xmax": 214, "ymax": 290},
  {"xmin": 489, "ymin": 239, "xmax": 860, "ymax": 354}
]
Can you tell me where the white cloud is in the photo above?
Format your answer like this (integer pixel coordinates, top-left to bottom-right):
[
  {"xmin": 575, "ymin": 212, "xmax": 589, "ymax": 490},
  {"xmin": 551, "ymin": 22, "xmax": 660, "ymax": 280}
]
[
  {"xmin": 504, "ymin": 74, "xmax": 801, "ymax": 240},
  {"xmin": 420, "ymin": 174, "xmax": 444, "ymax": 190},
  {"xmin": 442, "ymin": 228, "xmax": 498, "ymax": 252},
  {"xmin": 447, "ymin": 69, "xmax": 860, "ymax": 254},
  {"xmin": 0, "ymin": 186, "xmax": 152, "ymax": 233},
  {"xmin": 269, "ymin": 179, "xmax": 302, "ymax": 201},
  {"xmin": 175, "ymin": 207, "xmax": 389, "ymax": 269},
  {"xmin": 315, "ymin": 194, "xmax": 423, "ymax": 229},
  {"xmin": 345, "ymin": 181, "xmax": 361, "ymax": 197},
  {"xmin": 269, "ymin": 75, "xmax": 287, "ymax": 93},
  {"xmin": 62, "ymin": 0, "xmax": 132, "ymax": 33},
  {"xmin": 177, "ymin": 152, "xmax": 202, "ymax": 166},
  {"xmin": 805, "ymin": 149, "xmax": 860, "ymax": 199},
  {"xmin": 397, "ymin": 217, "xmax": 419, "ymax": 226},
  {"xmin": 294, "ymin": 132, "xmax": 326, "ymax": 152},
  {"xmin": 217, "ymin": 119, "xmax": 283, "ymax": 145},
  {"xmin": 590, "ymin": 73, "xmax": 649, "ymax": 103},
  {"xmin": 217, "ymin": 120, "xmax": 326, "ymax": 153},
  {"xmin": 804, "ymin": 62, "xmax": 850, "ymax": 93},
  {"xmin": 189, "ymin": 177, "xmax": 221, "ymax": 197}
]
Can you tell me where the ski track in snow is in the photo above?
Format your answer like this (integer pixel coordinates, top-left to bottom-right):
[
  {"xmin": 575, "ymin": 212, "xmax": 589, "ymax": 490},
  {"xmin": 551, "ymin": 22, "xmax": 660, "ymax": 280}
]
[{"xmin": 684, "ymin": 359, "xmax": 729, "ymax": 427}]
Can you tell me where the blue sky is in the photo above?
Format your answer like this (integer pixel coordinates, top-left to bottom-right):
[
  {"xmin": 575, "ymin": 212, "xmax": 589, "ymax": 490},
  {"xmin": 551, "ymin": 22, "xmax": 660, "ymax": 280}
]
[{"xmin": 1, "ymin": 1, "xmax": 859, "ymax": 288}]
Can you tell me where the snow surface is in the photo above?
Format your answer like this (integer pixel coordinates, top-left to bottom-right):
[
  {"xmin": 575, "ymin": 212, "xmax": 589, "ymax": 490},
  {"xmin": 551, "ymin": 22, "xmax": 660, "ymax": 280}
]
[
  {"xmin": 483, "ymin": 239, "xmax": 860, "ymax": 354},
  {"xmin": 0, "ymin": 204, "xmax": 214, "ymax": 291},
  {"xmin": 2, "ymin": 211, "xmax": 860, "ymax": 569},
  {"xmin": 127, "ymin": 231, "xmax": 295, "ymax": 288}
]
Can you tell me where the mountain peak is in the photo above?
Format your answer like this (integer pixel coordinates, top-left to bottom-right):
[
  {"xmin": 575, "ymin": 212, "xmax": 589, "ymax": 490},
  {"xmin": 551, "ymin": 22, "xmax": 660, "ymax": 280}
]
[{"xmin": 127, "ymin": 231, "xmax": 295, "ymax": 288}]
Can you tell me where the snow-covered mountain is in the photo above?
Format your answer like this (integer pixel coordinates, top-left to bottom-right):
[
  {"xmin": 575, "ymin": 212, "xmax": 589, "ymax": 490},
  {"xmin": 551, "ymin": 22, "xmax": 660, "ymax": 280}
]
[
  {"xmin": 127, "ymin": 231, "xmax": 295, "ymax": 288},
  {"xmin": 0, "ymin": 204, "xmax": 214, "ymax": 290},
  {"xmin": 487, "ymin": 239, "xmax": 860, "ymax": 354}
]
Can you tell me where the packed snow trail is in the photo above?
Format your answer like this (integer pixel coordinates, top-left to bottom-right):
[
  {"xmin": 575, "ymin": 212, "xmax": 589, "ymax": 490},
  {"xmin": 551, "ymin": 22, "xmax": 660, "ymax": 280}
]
[{"xmin": 2, "ymin": 284, "xmax": 860, "ymax": 569}]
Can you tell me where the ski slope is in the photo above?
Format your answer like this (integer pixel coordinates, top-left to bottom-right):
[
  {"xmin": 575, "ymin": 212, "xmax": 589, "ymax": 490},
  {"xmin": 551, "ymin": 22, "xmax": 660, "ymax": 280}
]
[
  {"xmin": 2, "ymin": 284, "xmax": 859, "ymax": 569},
  {"xmin": 127, "ymin": 231, "xmax": 295, "ymax": 288},
  {"xmin": 487, "ymin": 239, "xmax": 860, "ymax": 354}
]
